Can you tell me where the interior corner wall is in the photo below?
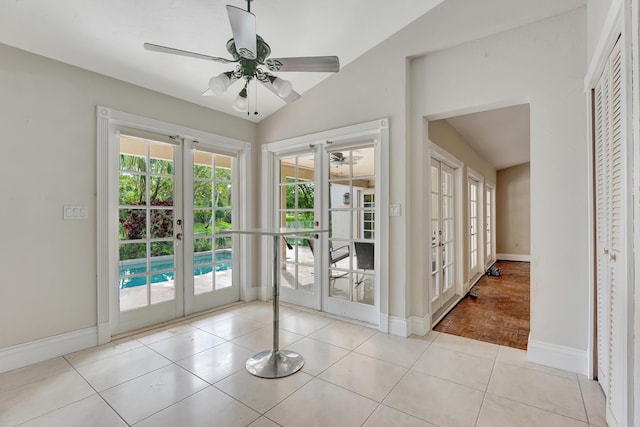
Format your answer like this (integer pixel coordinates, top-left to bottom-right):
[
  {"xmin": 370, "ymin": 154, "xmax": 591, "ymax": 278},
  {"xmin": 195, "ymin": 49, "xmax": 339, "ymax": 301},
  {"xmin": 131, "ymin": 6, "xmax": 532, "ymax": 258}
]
[
  {"xmin": 427, "ymin": 119, "xmax": 497, "ymax": 287},
  {"xmin": 496, "ymin": 163, "xmax": 531, "ymax": 257},
  {"xmin": 410, "ymin": 8, "xmax": 589, "ymax": 355},
  {"xmin": 0, "ymin": 43, "xmax": 257, "ymax": 350}
]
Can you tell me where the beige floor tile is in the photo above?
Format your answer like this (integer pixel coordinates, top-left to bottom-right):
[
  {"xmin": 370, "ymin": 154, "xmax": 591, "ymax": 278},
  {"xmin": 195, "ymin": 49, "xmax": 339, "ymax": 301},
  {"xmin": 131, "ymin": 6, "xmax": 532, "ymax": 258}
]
[
  {"xmin": 355, "ymin": 332, "xmax": 430, "ymax": 368},
  {"xmin": 319, "ymin": 352, "xmax": 407, "ymax": 402},
  {"xmin": 578, "ymin": 376, "xmax": 607, "ymax": 427},
  {"xmin": 18, "ymin": 394, "xmax": 127, "ymax": 427},
  {"xmin": 133, "ymin": 323, "xmax": 196, "ymax": 345},
  {"xmin": 100, "ymin": 364, "xmax": 208, "ymax": 425},
  {"xmin": 64, "ymin": 338, "xmax": 142, "ymax": 367},
  {"xmin": 232, "ymin": 301, "xmax": 296, "ymax": 323},
  {"xmin": 413, "ymin": 345, "xmax": 495, "ymax": 391},
  {"xmin": 284, "ymin": 337, "xmax": 349, "ymax": 376},
  {"xmin": 488, "ymin": 362, "xmax": 587, "ymax": 422},
  {"xmin": 188, "ymin": 308, "xmax": 239, "ymax": 328},
  {"xmin": 231, "ymin": 326, "xmax": 303, "ymax": 353},
  {"xmin": 75, "ymin": 346, "xmax": 171, "ymax": 391},
  {"xmin": 178, "ymin": 341, "xmax": 253, "ymax": 384},
  {"xmin": 135, "ymin": 386, "xmax": 260, "ymax": 427},
  {"xmin": 146, "ymin": 328, "xmax": 226, "ymax": 361},
  {"xmin": 214, "ymin": 368, "xmax": 313, "ymax": 413},
  {"xmin": 308, "ymin": 321, "xmax": 377, "ymax": 350},
  {"xmin": 0, "ymin": 357, "xmax": 72, "ymax": 394},
  {"xmin": 477, "ymin": 393, "xmax": 588, "ymax": 427},
  {"xmin": 362, "ymin": 405, "xmax": 438, "ymax": 427},
  {"xmin": 248, "ymin": 416, "xmax": 282, "ymax": 427},
  {"xmin": 496, "ymin": 346, "xmax": 577, "ymax": 379},
  {"xmin": 431, "ymin": 333, "xmax": 499, "ymax": 360},
  {"xmin": 279, "ymin": 312, "xmax": 334, "ymax": 336},
  {"xmin": 384, "ymin": 369, "xmax": 484, "ymax": 427},
  {"xmin": 200, "ymin": 316, "xmax": 268, "ymax": 340},
  {"xmin": 265, "ymin": 378, "xmax": 378, "ymax": 427},
  {"xmin": 0, "ymin": 370, "xmax": 95, "ymax": 426}
]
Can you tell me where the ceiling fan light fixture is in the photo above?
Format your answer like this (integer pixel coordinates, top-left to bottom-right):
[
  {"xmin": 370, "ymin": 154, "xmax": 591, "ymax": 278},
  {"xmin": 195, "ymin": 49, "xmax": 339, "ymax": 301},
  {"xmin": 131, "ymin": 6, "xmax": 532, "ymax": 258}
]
[
  {"xmin": 232, "ymin": 87, "xmax": 249, "ymax": 112},
  {"xmin": 209, "ymin": 71, "xmax": 236, "ymax": 95},
  {"xmin": 272, "ymin": 76, "xmax": 293, "ymax": 98}
]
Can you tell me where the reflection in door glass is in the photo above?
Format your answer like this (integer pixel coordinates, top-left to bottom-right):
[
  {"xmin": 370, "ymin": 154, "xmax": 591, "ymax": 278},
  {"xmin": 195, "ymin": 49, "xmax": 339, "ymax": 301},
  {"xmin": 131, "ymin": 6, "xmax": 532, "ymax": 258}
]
[{"xmin": 328, "ymin": 146, "xmax": 376, "ymax": 305}]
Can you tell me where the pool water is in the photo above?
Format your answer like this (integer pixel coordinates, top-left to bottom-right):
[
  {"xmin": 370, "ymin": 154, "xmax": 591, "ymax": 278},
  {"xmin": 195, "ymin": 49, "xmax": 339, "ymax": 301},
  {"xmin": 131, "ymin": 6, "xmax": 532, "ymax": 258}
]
[{"xmin": 119, "ymin": 251, "xmax": 232, "ymax": 288}]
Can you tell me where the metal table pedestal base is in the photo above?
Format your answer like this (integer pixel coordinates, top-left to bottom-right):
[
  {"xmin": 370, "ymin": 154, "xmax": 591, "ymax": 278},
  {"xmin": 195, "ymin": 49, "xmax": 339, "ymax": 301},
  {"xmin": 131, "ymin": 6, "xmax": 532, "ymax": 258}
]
[{"xmin": 245, "ymin": 349, "xmax": 304, "ymax": 378}]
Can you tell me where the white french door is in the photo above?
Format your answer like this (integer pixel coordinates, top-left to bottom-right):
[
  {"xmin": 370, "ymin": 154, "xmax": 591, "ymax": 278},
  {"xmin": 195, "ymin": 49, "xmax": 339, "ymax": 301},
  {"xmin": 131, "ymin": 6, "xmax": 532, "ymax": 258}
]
[
  {"xmin": 276, "ymin": 150, "xmax": 320, "ymax": 309},
  {"xmin": 593, "ymin": 37, "xmax": 630, "ymax": 427},
  {"xmin": 485, "ymin": 185, "xmax": 494, "ymax": 266},
  {"xmin": 264, "ymin": 119, "xmax": 387, "ymax": 327},
  {"xmin": 115, "ymin": 133, "xmax": 240, "ymax": 334},
  {"xmin": 430, "ymin": 158, "xmax": 457, "ymax": 314},
  {"xmin": 324, "ymin": 145, "xmax": 378, "ymax": 324},
  {"xmin": 468, "ymin": 177, "xmax": 480, "ymax": 278}
]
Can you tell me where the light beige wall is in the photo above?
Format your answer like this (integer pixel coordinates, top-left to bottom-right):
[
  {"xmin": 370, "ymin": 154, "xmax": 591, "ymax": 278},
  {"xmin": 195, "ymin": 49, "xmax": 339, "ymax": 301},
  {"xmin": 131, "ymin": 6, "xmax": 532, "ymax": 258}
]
[
  {"xmin": 0, "ymin": 43, "xmax": 256, "ymax": 349},
  {"xmin": 496, "ymin": 163, "xmax": 531, "ymax": 256},
  {"xmin": 428, "ymin": 119, "xmax": 497, "ymax": 284}
]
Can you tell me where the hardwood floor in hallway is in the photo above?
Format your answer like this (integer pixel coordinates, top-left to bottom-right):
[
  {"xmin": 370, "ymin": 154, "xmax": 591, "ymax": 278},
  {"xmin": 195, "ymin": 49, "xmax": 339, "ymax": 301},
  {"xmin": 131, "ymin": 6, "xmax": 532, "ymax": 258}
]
[{"xmin": 434, "ymin": 261, "xmax": 530, "ymax": 350}]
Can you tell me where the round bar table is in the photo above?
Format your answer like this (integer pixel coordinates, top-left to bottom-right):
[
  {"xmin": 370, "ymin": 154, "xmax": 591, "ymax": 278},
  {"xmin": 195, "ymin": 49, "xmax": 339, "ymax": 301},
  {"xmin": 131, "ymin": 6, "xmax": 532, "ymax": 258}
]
[{"xmin": 220, "ymin": 228, "xmax": 327, "ymax": 378}]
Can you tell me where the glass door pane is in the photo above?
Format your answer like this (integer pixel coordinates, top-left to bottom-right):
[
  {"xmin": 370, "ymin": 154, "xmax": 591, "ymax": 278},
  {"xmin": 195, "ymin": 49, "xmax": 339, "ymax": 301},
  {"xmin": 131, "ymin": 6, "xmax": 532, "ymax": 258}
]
[
  {"xmin": 118, "ymin": 135, "xmax": 178, "ymax": 314},
  {"xmin": 277, "ymin": 152, "xmax": 317, "ymax": 307},
  {"xmin": 327, "ymin": 146, "xmax": 376, "ymax": 306},
  {"xmin": 430, "ymin": 159, "xmax": 457, "ymax": 315},
  {"xmin": 193, "ymin": 151, "xmax": 234, "ymax": 295}
]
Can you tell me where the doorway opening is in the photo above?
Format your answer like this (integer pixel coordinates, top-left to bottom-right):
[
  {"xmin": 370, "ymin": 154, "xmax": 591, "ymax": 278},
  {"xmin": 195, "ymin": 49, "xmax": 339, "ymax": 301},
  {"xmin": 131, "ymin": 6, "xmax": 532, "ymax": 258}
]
[{"xmin": 427, "ymin": 103, "xmax": 531, "ymax": 350}]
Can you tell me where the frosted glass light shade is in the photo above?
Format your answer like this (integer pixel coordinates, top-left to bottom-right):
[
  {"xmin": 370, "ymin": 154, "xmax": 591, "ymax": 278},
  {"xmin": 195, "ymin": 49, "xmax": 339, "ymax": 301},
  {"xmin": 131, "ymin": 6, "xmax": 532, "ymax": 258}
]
[
  {"xmin": 272, "ymin": 77, "xmax": 292, "ymax": 98},
  {"xmin": 209, "ymin": 73, "xmax": 232, "ymax": 96},
  {"xmin": 232, "ymin": 92, "xmax": 248, "ymax": 112}
]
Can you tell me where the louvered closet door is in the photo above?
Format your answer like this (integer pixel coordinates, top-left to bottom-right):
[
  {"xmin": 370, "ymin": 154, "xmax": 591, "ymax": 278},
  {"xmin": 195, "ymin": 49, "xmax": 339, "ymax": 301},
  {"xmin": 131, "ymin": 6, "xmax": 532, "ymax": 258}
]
[{"xmin": 594, "ymin": 37, "xmax": 628, "ymax": 427}]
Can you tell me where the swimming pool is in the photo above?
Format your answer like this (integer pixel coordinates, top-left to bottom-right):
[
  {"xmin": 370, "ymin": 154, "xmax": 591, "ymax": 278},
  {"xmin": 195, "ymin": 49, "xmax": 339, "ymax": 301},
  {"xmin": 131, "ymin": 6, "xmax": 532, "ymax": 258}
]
[{"xmin": 119, "ymin": 250, "xmax": 232, "ymax": 288}]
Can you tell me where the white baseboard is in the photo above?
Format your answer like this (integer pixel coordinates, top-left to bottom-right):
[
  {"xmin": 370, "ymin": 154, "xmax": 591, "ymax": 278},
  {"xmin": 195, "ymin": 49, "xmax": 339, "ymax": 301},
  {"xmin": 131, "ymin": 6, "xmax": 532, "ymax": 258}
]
[
  {"xmin": 409, "ymin": 314, "xmax": 431, "ymax": 337},
  {"xmin": 379, "ymin": 313, "xmax": 389, "ymax": 334},
  {"xmin": 388, "ymin": 315, "xmax": 410, "ymax": 337},
  {"xmin": 0, "ymin": 327, "xmax": 98, "ymax": 374},
  {"xmin": 527, "ymin": 337, "xmax": 589, "ymax": 376},
  {"xmin": 242, "ymin": 286, "xmax": 260, "ymax": 301},
  {"xmin": 496, "ymin": 253, "xmax": 531, "ymax": 262}
]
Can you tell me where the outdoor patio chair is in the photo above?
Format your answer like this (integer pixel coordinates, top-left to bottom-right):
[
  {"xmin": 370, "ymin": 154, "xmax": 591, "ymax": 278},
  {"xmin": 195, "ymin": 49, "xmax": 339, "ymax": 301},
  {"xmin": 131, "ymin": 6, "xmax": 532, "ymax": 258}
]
[
  {"xmin": 306, "ymin": 238, "xmax": 349, "ymax": 288},
  {"xmin": 354, "ymin": 241, "xmax": 375, "ymax": 289}
]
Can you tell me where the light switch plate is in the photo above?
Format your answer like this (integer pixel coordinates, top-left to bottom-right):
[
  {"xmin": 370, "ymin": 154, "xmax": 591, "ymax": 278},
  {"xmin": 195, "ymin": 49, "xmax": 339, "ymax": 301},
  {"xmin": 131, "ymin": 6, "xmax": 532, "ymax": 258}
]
[
  {"xmin": 64, "ymin": 205, "xmax": 88, "ymax": 220},
  {"xmin": 389, "ymin": 203, "xmax": 401, "ymax": 217}
]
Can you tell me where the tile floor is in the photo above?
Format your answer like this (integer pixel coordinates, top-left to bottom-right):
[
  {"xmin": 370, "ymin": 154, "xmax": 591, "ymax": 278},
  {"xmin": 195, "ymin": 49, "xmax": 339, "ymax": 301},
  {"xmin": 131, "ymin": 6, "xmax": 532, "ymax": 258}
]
[{"xmin": 0, "ymin": 301, "xmax": 606, "ymax": 427}]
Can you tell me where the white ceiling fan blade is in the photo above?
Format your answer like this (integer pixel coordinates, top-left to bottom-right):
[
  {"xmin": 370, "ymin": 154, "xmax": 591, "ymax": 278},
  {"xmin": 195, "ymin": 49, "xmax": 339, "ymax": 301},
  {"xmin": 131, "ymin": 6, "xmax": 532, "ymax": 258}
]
[
  {"xmin": 259, "ymin": 79, "xmax": 302, "ymax": 103},
  {"xmin": 144, "ymin": 43, "xmax": 235, "ymax": 64},
  {"xmin": 226, "ymin": 5, "xmax": 257, "ymax": 60},
  {"xmin": 265, "ymin": 56, "xmax": 340, "ymax": 72}
]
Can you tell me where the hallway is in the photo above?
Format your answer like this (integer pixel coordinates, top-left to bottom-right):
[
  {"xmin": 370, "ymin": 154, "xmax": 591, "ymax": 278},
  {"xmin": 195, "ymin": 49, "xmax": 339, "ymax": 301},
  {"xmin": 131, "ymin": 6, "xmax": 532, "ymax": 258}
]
[{"xmin": 434, "ymin": 261, "xmax": 530, "ymax": 350}]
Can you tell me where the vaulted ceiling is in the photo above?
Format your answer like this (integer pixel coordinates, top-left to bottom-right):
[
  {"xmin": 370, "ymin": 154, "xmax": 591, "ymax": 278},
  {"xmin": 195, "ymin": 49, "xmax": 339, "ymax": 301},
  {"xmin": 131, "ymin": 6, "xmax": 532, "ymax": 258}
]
[{"xmin": 0, "ymin": 0, "xmax": 442, "ymax": 122}]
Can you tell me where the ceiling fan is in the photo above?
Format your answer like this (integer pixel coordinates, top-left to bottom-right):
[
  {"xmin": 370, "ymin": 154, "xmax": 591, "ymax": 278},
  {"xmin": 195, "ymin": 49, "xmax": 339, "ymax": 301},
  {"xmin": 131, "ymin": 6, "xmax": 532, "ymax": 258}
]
[
  {"xmin": 144, "ymin": 0, "xmax": 340, "ymax": 114},
  {"xmin": 330, "ymin": 152, "xmax": 363, "ymax": 166}
]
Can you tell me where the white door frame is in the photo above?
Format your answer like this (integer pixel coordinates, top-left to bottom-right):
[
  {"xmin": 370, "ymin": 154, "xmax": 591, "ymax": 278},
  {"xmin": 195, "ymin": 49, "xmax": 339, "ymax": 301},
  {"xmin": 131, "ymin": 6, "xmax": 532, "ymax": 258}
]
[
  {"xmin": 262, "ymin": 118, "xmax": 389, "ymax": 329},
  {"xmin": 96, "ymin": 106, "xmax": 251, "ymax": 343}
]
